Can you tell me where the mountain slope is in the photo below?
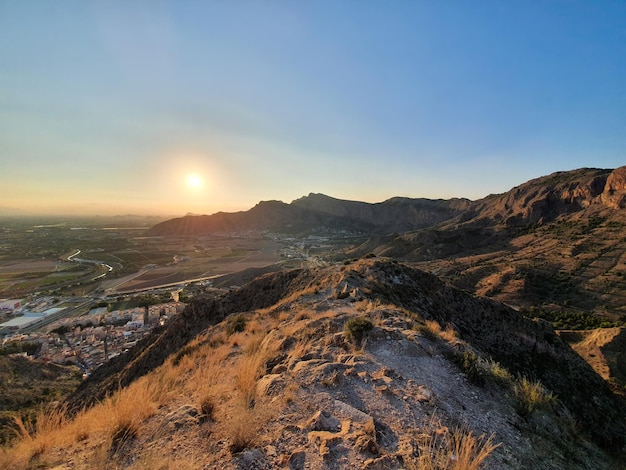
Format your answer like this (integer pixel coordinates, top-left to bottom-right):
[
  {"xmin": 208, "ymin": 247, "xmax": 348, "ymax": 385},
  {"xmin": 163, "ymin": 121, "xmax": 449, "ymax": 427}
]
[
  {"xmin": 354, "ymin": 167, "xmax": 626, "ymax": 316},
  {"xmin": 147, "ymin": 200, "xmax": 377, "ymax": 236},
  {"xmin": 4, "ymin": 258, "xmax": 625, "ymax": 469},
  {"xmin": 147, "ymin": 195, "xmax": 470, "ymax": 236},
  {"xmin": 291, "ymin": 193, "xmax": 471, "ymax": 233},
  {"xmin": 65, "ymin": 259, "xmax": 626, "ymax": 451}
]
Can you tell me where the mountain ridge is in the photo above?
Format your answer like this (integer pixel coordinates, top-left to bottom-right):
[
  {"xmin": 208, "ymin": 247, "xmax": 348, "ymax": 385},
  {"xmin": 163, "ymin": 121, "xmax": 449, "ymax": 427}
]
[
  {"xmin": 147, "ymin": 166, "xmax": 625, "ymax": 238},
  {"xmin": 65, "ymin": 258, "xmax": 626, "ymax": 453}
]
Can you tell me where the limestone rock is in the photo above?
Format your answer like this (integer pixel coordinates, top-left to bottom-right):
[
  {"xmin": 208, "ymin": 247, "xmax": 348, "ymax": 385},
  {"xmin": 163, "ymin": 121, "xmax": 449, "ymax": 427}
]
[
  {"xmin": 602, "ymin": 166, "xmax": 626, "ymax": 208},
  {"xmin": 256, "ymin": 373, "xmax": 284, "ymax": 396},
  {"xmin": 308, "ymin": 409, "xmax": 341, "ymax": 432}
]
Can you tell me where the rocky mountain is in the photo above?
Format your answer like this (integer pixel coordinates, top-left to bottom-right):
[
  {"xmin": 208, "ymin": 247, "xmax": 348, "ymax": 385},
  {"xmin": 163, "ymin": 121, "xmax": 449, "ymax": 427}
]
[
  {"xmin": 352, "ymin": 167, "xmax": 626, "ymax": 318},
  {"xmin": 3, "ymin": 259, "xmax": 607, "ymax": 469},
  {"xmin": 146, "ymin": 195, "xmax": 471, "ymax": 237},
  {"xmin": 291, "ymin": 193, "xmax": 471, "ymax": 233},
  {"xmin": 146, "ymin": 200, "xmax": 376, "ymax": 236},
  {"xmin": 456, "ymin": 167, "xmax": 624, "ymax": 227},
  {"xmin": 148, "ymin": 166, "xmax": 625, "ymax": 239}
]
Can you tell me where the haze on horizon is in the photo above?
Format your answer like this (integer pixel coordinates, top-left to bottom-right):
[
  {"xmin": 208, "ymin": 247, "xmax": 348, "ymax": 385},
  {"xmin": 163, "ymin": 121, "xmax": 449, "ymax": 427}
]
[{"xmin": 1, "ymin": 1, "xmax": 624, "ymax": 217}]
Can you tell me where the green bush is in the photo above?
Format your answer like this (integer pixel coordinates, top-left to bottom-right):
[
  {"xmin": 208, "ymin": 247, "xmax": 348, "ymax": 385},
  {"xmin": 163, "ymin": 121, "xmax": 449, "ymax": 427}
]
[
  {"xmin": 226, "ymin": 314, "xmax": 247, "ymax": 336},
  {"xmin": 446, "ymin": 350, "xmax": 485, "ymax": 386},
  {"xmin": 344, "ymin": 317, "xmax": 374, "ymax": 346}
]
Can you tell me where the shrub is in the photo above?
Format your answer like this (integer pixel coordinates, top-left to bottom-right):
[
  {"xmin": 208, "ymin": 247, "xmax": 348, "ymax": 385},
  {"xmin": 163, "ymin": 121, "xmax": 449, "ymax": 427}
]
[
  {"xmin": 344, "ymin": 317, "xmax": 374, "ymax": 347},
  {"xmin": 513, "ymin": 376, "xmax": 555, "ymax": 417},
  {"xmin": 226, "ymin": 314, "xmax": 247, "ymax": 336},
  {"xmin": 199, "ymin": 396, "xmax": 214, "ymax": 420},
  {"xmin": 456, "ymin": 351, "xmax": 485, "ymax": 386},
  {"xmin": 484, "ymin": 359, "xmax": 513, "ymax": 387}
]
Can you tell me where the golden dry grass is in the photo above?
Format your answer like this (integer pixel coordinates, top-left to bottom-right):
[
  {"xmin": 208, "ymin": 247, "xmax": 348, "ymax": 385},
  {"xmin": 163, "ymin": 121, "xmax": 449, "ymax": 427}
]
[
  {"xmin": 513, "ymin": 376, "xmax": 556, "ymax": 417},
  {"xmin": 95, "ymin": 377, "xmax": 159, "ymax": 452},
  {"xmin": 236, "ymin": 331, "xmax": 278, "ymax": 407},
  {"xmin": 0, "ymin": 406, "xmax": 69, "ymax": 469},
  {"xmin": 408, "ymin": 427, "xmax": 500, "ymax": 470},
  {"xmin": 416, "ymin": 320, "xmax": 460, "ymax": 346}
]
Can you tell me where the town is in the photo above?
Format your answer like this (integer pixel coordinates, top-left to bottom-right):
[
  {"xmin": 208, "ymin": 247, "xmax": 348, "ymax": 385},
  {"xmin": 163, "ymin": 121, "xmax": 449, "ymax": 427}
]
[{"xmin": 1, "ymin": 300, "xmax": 185, "ymax": 376}]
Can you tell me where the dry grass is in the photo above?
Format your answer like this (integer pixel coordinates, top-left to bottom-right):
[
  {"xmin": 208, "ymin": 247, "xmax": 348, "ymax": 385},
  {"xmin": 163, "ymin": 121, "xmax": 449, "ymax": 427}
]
[
  {"xmin": 418, "ymin": 320, "xmax": 455, "ymax": 341},
  {"xmin": 226, "ymin": 397, "xmax": 279, "ymax": 455},
  {"xmin": 186, "ymin": 342, "xmax": 231, "ymax": 418},
  {"xmin": 227, "ymin": 406, "xmax": 257, "ymax": 453},
  {"xmin": 408, "ymin": 427, "xmax": 500, "ymax": 470},
  {"xmin": 0, "ymin": 406, "xmax": 69, "ymax": 469},
  {"xmin": 235, "ymin": 331, "xmax": 279, "ymax": 407},
  {"xmin": 237, "ymin": 353, "xmax": 264, "ymax": 407},
  {"xmin": 484, "ymin": 359, "xmax": 514, "ymax": 386},
  {"xmin": 96, "ymin": 378, "xmax": 159, "ymax": 452},
  {"xmin": 0, "ymin": 375, "xmax": 159, "ymax": 468},
  {"xmin": 513, "ymin": 376, "xmax": 556, "ymax": 417}
]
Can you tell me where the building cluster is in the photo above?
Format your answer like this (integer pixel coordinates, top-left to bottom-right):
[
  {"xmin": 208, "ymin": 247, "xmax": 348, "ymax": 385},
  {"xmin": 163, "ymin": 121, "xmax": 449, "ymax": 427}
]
[{"xmin": 1, "ymin": 302, "xmax": 185, "ymax": 375}]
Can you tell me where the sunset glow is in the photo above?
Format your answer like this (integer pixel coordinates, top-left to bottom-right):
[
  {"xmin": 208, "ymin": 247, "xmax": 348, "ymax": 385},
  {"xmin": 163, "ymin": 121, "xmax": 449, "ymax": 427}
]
[
  {"xmin": 0, "ymin": 2, "xmax": 624, "ymax": 217},
  {"xmin": 186, "ymin": 174, "xmax": 203, "ymax": 189}
]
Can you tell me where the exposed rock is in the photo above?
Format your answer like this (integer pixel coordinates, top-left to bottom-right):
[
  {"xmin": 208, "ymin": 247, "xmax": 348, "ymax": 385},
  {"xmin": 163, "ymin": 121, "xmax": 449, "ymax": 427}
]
[
  {"xmin": 363, "ymin": 454, "xmax": 402, "ymax": 469},
  {"xmin": 308, "ymin": 410, "xmax": 341, "ymax": 432},
  {"xmin": 256, "ymin": 374, "xmax": 284, "ymax": 397},
  {"xmin": 355, "ymin": 433, "xmax": 380, "ymax": 455},
  {"xmin": 601, "ymin": 166, "xmax": 626, "ymax": 208},
  {"xmin": 238, "ymin": 448, "xmax": 267, "ymax": 469},
  {"xmin": 333, "ymin": 399, "xmax": 373, "ymax": 424},
  {"xmin": 287, "ymin": 449, "xmax": 306, "ymax": 469}
]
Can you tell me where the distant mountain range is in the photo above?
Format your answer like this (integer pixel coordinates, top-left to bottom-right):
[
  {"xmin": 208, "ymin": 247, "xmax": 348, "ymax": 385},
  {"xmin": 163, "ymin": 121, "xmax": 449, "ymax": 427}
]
[
  {"xmin": 148, "ymin": 166, "xmax": 626, "ymax": 318},
  {"xmin": 148, "ymin": 166, "xmax": 626, "ymax": 237}
]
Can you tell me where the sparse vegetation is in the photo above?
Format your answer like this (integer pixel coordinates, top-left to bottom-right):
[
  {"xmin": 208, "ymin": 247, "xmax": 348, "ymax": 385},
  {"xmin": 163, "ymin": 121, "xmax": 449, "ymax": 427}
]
[
  {"xmin": 226, "ymin": 313, "xmax": 247, "ymax": 335},
  {"xmin": 344, "ymin": 316, "xmax": 374, "ymax": 346},
  {"xmin": 484, "ymin": 359, "xmax": 514, "ymax": 386},
  {"xmin": 416, "ymin": 320, "xmax": 458, "ymax": 344},
  {"xmin": 513, "ymin": 376, "xmax": 556, "ymax": 417},
  {"xmin": 520, "ymin": 306, "xmax": 626, "ymax": 330},
  {"xmin": 447, "ymin": 350, "xmax": 485, "ymax": 386},
  {"xmin": 407, "ymin": 426, "xmax": 500, "ymax": 470}
]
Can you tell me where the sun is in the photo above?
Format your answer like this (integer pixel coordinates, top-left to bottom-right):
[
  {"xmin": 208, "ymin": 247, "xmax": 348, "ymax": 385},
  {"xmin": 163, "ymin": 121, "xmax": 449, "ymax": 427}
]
[{"xmin": 186, "ymin": 173, "xmax": 203, "ymax": 188}]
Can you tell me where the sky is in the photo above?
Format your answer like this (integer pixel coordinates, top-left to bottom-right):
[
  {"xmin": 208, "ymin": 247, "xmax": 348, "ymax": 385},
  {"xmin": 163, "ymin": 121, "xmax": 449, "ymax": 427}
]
[{"xmin": 1, "ymin": 1, "xmax": 625, "ymax": 216}]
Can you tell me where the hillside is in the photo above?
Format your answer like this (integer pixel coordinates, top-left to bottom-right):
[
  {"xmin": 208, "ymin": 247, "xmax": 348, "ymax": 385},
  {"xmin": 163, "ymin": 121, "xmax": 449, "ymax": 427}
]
[
  {"xmin": 147, "ymin": 166, "xmax": 626, "ymax": 319},
  {"xmin": 4, "ymin": 258, "xmax": 624, "ymax": 469},
  {"xmin": 559, "ymin": 327, "xmax": 626, "ymax": 388},
  {"xmin": 351, "ymin": 167, "xmax": 626, "ymax": 318},
  {"xmin": 146, "ymin": 196, "xmax": 470, "ymax": 237},
  {"xmin": 0, "ymin": 356, "xmax": 81, "ymax": 445}
]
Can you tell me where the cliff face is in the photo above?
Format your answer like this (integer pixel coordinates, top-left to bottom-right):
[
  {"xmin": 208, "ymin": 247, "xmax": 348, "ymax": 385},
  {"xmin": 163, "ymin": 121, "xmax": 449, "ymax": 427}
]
[
  {"xmin": 602, "ymin": 166, "xmax": 626, "ymax": 209},
  {"xmin": 466, "ymin": 168, "xmax": 614, "ymax": 227}
]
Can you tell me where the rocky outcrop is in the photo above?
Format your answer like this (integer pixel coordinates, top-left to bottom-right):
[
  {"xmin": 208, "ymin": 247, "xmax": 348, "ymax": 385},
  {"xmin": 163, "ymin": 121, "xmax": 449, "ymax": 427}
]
[
  {"xmin": 601, "ymin": 166, "xmax": 626, "ymax": 209},
  {"xmin": 467, "ymin": 168, "xmax": 613, "ymax": 226}
]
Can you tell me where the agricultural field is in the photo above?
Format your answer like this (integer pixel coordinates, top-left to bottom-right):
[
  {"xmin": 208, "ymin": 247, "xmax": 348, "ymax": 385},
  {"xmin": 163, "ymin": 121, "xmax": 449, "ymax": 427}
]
[{"xmin": 0, "ymin": 216, "xmax": 296, "ymax": 299}]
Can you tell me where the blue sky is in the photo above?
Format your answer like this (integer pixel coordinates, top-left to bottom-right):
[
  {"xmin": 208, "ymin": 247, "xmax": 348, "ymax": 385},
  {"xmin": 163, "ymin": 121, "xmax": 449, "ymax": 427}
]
[{"xmin": 1, "ymin": 1, "xmax": 624, "ymax": 216}]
